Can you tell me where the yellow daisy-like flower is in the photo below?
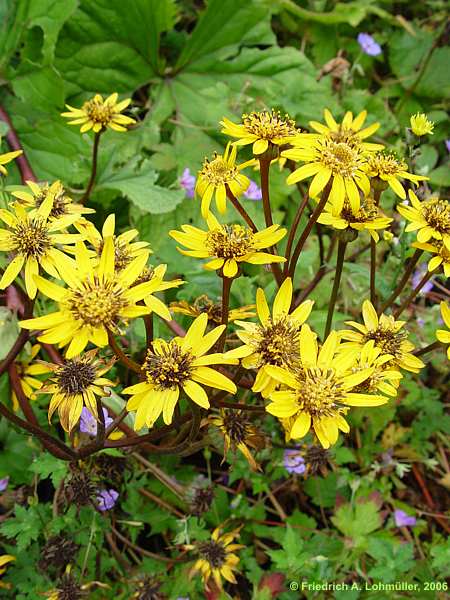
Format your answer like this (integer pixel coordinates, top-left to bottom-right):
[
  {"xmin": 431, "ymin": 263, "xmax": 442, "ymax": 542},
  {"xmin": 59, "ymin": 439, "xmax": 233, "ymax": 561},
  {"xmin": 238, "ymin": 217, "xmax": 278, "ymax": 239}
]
[
  {"xmin": 0, "ymin": 194, "xmax": 80, "ymax": 298},
  {"xmin": 61, "ymin": 93, "xmax": 135, "ymax": 133},
  {"xmin": 283, "ymin": 136, "xmax": 370, "ymax": 213},
  {"xmin": 0, "ymin": 554, "xmax": 15, "ymax": 589},
  {"xmin": 234, "ymin": 278, "xmax": 314, "ymax": 397},
  {"xmin": 0, "ymin": 150, "xmax": 22, "ymax": 176},
  {"xmin": 169, "ymin": 213, "xmax": 286, "ymax": 278},
  {"xmin": 436, "ymin": 302, "xmax": 450, "ymax": 360},
  {"xmin": 186, "ymin": 526, "xmax": 243, "ymax": 590},
  {"xmin": 19, "ymin": 239, "xmax": 164, "ymax": 357},
  {"xmin": 11, "ymin": 344, "xmax": 51, "ymax": 410},
  {"xmin": 410, "ymin": 113, "xmax": 434, "ymax": 137},
  {"xmin": 171, "ymin": 295, "xmax": 255, "ymax": 324},
  {"xmin": 221, "ymin": 109, "xmax": 299, "ymax": 155},
  {"xmin": 123, "ymin": 313, "xmax": 239, "ymax": 430},
  {"xmin": 210, "ymin": 410, "xmax": 264, "ymax": 471},
  {"xmin": 75, "ymin": 213, "xmax": 151, "ymax": 271},
  {"xmin": 366, "ymin": 152, "xmax": 427, "ymax": 199},
  {"xmin": 339, "ymin": 340, "xmax": 402, "ymax": 398},
  {"xmin": 39, "ymin": 349, "xmax": 115, "ymax": 433},
  {"xmin": 340, "ymin": 300, "xmax": 425, "ymax": 373},
  {"xmin": 195, "ymin": 143, "xmax": 250, "ymax": 218},
  {"xmin": 397, "ymin": 190, "xmax": 450, "ymax": 250},
  {"xmin": 412, "ymin": 240, "xmax": 450, "ymax": 277},
  {"xmin": 317, "ymin": 196, "xmax": 393, "ymax": 242},
  {"xmin": 11, "ymin": 180, "xmax": 94, "ymax": 221},
  {"xmin": 309, "ymin": 109, "xmax": 384, "ymax": 152},
  {"xmin": 266, "ymin": 325, "xmax": 387, "ymax": 449}
]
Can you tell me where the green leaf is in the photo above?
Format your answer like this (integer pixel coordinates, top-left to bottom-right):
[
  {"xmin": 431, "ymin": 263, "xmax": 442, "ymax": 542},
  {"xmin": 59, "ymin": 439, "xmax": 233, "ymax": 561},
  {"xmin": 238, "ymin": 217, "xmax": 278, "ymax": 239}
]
[
  {"xmin": 0, "ymin": 505, "xmax": 43, "ymax": 551},
  {"xmin": 54, "ymin": 0, "xmax": 166, "ymax": 95},
  {"xmin": 331, "ymin": 500, "xmax": 382, "ymax": 543},
  {"xmin": 0, "ymin": 308, "xmax": 19, "ymax": 360},
  {"xmin": 428, "ymin": 165, "xmax": 450, "ymax": 188},
  {"xmin": 97, "ymin": 158, "xmax": 184, "ymax": 214},
  {"xmin": 176, "ymin": 0, "xmax": 274, "ymax": 69},
  {"xmin": 28, "ymin": 453, "xmax": 68, "ymax": 488},
  {"xmin": 303, "ymin": 473, "xmax": 340, "ymax": 508}
]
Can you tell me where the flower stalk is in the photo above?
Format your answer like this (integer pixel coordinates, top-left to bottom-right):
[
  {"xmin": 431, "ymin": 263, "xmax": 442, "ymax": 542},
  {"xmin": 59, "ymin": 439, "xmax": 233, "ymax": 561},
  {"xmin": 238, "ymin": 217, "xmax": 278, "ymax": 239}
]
[
  {"xmin": 80, "ymin": 130, "xmax": 102, "ymax": 204},
  {"xmin": 324, "ymin": 239, "xmax": 347, "ymax": 338}
]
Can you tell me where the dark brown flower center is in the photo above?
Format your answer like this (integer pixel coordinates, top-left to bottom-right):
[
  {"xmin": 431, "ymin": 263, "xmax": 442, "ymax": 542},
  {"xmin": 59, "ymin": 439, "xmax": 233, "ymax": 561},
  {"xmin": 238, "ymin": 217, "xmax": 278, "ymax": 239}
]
[
  {"xmin": 257, "ymin": 317, "xmax": 300, "ymax": 367},
  {"xmin": 12, "ymin": 219, "xmax": 50, "ymax": 258},
  {"xmin": 143, "ymin": 342, "xmax": 193, "ymax": 389},
  {"xmin": 56, "ymin": 359, "xmax": 96, "ymax": 395},
  {"xmin": 206, "ymin": 225, "xmax": 253, "ymax": 258},
  {"xmin": 198, "ymin": 540, "xmax": 226, "ymax": 568}
]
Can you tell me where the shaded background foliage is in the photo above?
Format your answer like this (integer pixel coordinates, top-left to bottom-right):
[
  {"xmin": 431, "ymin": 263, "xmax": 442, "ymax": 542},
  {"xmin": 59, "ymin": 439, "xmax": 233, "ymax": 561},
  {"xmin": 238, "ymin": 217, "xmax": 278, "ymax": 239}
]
[{"xmin": 0, "ymin": 0, "xmax": 449, "ymax": 598}]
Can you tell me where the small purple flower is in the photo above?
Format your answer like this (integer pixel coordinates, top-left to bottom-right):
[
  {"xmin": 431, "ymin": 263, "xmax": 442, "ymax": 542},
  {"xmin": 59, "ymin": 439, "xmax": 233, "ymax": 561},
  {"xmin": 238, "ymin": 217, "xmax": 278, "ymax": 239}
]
[
  {"xmin": 446, "ymin": 140, "xmax": 450, "ymax": 153},
  {"xmin": 0, "ymin": 477, "xmax": 9, "ymax": 492},
  {"xmin": 283, "ymin": 449, "xmax": 306, "ymax": 475},
  {"xmin": 179, "ymin": 168, "xmax": 196, "ymax": 198},
  {"xmin": 243, "ymin": 180, "xmax": 262, "ymax": 201},
  {"xmin": 411, "ymin": 264, "xmax": 433, "ymax": 295},
  {"xmin": 394, "ymin": 509, "xmax": 416, "ymax": 527},
  {"xmin": 79, "ymin": 407, "xmax": 113, "ymax": 437},
  {"xmin": 97, "ymin": 488, "xmax": 119, "ymax": 511},
  {"xmin": 357, "ymin": 33, "xmax": 382, "ymax": 56}
]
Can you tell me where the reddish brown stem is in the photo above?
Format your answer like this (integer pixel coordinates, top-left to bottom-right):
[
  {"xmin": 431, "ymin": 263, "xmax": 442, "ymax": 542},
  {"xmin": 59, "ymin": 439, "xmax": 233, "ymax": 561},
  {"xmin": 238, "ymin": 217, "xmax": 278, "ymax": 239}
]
[{"xmin": 0, "ymin": 105, "xmax": 37, "ymax": 182}]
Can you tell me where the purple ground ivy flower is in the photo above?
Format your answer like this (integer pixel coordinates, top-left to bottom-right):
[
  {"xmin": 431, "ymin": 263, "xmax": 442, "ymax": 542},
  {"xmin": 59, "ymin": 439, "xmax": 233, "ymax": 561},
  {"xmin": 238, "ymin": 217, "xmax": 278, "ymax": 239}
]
[
  {"xmin": 394, "ymin": 509, "xmax": 416, "ymax": 527},
  {"xmin": 446, "ymin": 140, "xmax": 450, "ymax": 153},
  {"xmin": 179, "ymin": 168, "xmax": 196, "ymax": 198},
  {"xmin": 411, "ymin": 264, "xmax": 433, "ymax": 295},
  {"xmin": 243, "ymin": 180, "xmax": 262, "ymax": 201},
  {"xmin": 0, "ymin": 477, "xmax": 9, "ymax": 492},
  {"xmin": 79, "ymin": 407, "xmax": 113, "ymax": 437},
  {"xmin": 97, "ymin": 489, "xmax": 119, "ymax": 511},
  {"xmin": 283, "ymin": 449, "xmax": 306, "ymax": 475},
  {"xmin": 357, "ymin": 33, "xmax": 382, "ymax": 56}
]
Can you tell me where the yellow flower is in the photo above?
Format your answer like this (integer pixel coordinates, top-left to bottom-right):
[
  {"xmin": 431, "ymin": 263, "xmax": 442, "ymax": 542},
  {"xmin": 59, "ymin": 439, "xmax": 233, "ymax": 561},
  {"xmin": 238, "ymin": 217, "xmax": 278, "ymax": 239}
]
[
  {"xmin": 171, "ymin": 294, "xmax": 255, "ymax": 324},
  {"xmin": 11, "ymin": 344, "xmax": 51, "ymax": 410},
  {"xmin": 0, "ymin": 554, "xmax": 15, "ymax": 589},
  {"xmin": 123, "ymin": 313, "xmax": 239, "ymax": 430},
  {"xmin": 0, "ymin": 150, "xmax": 22, "ymax": 175},
  {"xmin": 340, "ymin": 300, "xmax": 425, "ymax": 373},
  {"xmin": 318, "ymin": 196, "xmax": 392, "ymax": 242},
  {"xmin": 195, "ymin": 143, "xmax": 251, "ymax": 217},
  {"xmin": 436, "ymin": 302, "xmax": 450, "ymax": 360},
  {"xmin": 186, "ymin": 526, "xmax": 243, "ymax": 590},
  {"xmin": 412, "ymin": 240, "xmax": 450, "ymax": 277},
  {"xmin": 169, "ymin": 213, "xmax": 286, "ymax": 278},
  {"xmin": 61, "ymin": 93, "xmax": 135, "ymax": 133},
  {"xmin": 410, "ymin": 113, "xmax": 434, "ymax": 136},
  {"xmin": 75, "ymin": 213, "xmax": 151, "ymax": 271},
  {"xmin": 366, "ymin": 152, "xmax": 427, "ymax": 199},
  {"xmin": 0, "ymin": 194, "xmax": 80, "ymax": 298},
  {"xmin": 266, "ymin": 325, "xmax": 387, "ymax": 449},
  {"xmin": 19, "ymin": 239, "xmax": 164, "ymax": 357},
  {"xmin": 309, "ymin": 109, "xmax": 384, "ymax": 152},
  {"xmin": 234, "ymin": 278, "xmax": 314, "ymax": 397},
  {"xmin": 39, "ymin": 349, "xmax": 115, "ymax": 433},
  {"xmin": 210, "ymin": 410, "xmax": 264, "ymax": 471},
  {"xmin": 283, "ymin": 136, "xmax": 370, "ymax": 213},
  {"xmin": 11, "ymin": 180, "xmax": 94, "ymax": 221},
  {"xmin": 397, "ymin": 190, "xmax": 450, "ymax": 250},
  {"xmin": 339, "ymin": 340, "xmax": 402, "ymax": 398},
  {"xmin": 221, "ymin": 109, "xmax": 299, "ymax": 155}
]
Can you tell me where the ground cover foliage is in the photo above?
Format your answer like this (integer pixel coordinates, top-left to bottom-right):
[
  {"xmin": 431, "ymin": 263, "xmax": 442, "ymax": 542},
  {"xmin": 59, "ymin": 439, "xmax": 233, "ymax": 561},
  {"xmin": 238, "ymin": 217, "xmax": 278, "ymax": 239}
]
[{"xmin": 0, "ymin": 1, "xmax": 449, "ymax": 598}]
